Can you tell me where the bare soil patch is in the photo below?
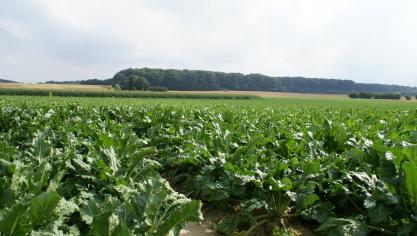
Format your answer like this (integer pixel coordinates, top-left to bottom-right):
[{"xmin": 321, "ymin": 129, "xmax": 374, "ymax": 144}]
[
  {"xmin": 180, "ymin": 206, "xmax": 316, "ymax": 236},
  {"xmin": 181, "ymin": 207, "xmax": 222, "ymax": 236}
]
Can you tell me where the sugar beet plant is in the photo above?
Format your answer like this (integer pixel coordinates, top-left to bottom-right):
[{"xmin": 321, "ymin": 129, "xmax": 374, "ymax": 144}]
[
  {"xmin": 135, "ymin": 106, "xmax": 417, "ymax": 235},
  {"xmin": 1, "ymin": 100, "xmax": 417, "ymax": 235},
  {"xmin": 0, "ymin": 103, "xmax": 202, "ymax": 235}
]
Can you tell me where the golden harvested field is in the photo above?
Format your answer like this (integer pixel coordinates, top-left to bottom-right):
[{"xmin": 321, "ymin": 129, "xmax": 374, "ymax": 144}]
[
  {"xmin": 0, "ymin": 83, "xmax": 108, "ymax": 91},
  {"xmin": 0, "ymin": 83, "xmax": 348, "ymax": 98},
  {"xmin": 170, "ymin": 90, "xmax": 348, "ymax": 98}
]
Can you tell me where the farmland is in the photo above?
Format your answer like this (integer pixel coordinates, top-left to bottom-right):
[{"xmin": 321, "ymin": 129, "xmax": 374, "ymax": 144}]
[
  {"xmin": 0, "ymin": 83, "xmax": 108, "ymax": 91},
  {"xmin": 1, "ymin": 96, "xmax": 417, "ymax": 235},
  {"xmin": 0, "ymin": 82, "xmax": 354, "ymax": 99}
]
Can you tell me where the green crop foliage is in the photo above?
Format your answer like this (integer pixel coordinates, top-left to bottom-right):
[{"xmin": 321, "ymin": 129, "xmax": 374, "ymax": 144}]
[
  {"xmin": 0, "ymin": 88, "xmax": 258, "ymax": 100},
  {"xmin": 0, "ymin": 102, "xmax": 202, "ymax": 235},
  {"xmin": 1, "ymin": 97, "xmax": 417, "ymax": 235}
]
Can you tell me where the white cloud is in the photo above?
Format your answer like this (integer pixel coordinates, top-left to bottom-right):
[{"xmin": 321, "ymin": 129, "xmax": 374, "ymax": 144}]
[
  {"xmin": 0, "ymin": 18, "xmax": 31, "ymax": 40},
  {"xmin": 0, "ymin": 0, "xmax": 416, "ymax": 86}
]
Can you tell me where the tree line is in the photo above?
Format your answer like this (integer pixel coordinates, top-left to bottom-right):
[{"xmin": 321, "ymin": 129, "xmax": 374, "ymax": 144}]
[
  {"xmin": 46, "ymin": 67, "xmax": 417, "ymax": 95},
  {"xmin": 348, "ymin": 92, "xmax": 402, "ymax": 99},
  {"xmin": 0, "ymin": 79, "xmax": 16, "ymax": 83}
]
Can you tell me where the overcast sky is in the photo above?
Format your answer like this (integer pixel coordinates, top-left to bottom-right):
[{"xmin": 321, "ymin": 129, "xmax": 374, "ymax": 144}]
[{"xmin": 1, "ymin": 0, "xmax": 417, "ymax": 86}]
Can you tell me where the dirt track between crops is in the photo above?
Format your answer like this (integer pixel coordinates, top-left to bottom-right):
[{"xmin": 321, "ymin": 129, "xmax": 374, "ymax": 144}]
[
  {"xmin": 180, "ymin": 207, "xmax": 316, "ymax": 236},
  {"xmin": 180, "ymin": 207, "xmax": 220, "ymax": 236}
]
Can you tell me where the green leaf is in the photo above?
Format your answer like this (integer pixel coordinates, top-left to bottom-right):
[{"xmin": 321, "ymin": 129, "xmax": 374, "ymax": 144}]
[
  {"xmin": 301, "ymin": 201, "xmax": 334, "ymax": 223},
  {"xmin": 30, "ymin": 191, "xmax": 61, "ymax": 227},
  {"xmin": 302, "ymin": 193, "xmax": 319, "ymax": 208},
  {"xmin": 316, "ymin": 217, "xmax": 367, "ymax": 236},
  {"xmin": 103, "ymin": 147, "xmax": 120, "ymax": 175},
  {"xmin": 398, "ymin": 223, "xmax": 417, "ymax": 236},
  {"xmin": 0, "ymin": 159, "xmax": 15, "ymax": 177},
  {"xmin": 154, "ymin": 200, "xmax": 202, "ymax": 236},
  {"xmin": 126, "ymin": 147, "xmax": 157, "ymax": 177},
  {"xmin": 81, "ymin": 199, "xmax": 102, "ymax": 225},
  {"xmin": 402, "ymin": 162, "xmax": 417, "ymax": 209},
  {"xmin": 113, "ymin": 224, "xmax": 131, "ymax": 236},
  {"xmin": 367, "ymin": 205, "xmax": 389, "ymax": 224},
  {"xmin": 215, "ymin": 215, "xmax": 243, "ymax": 235},
  {"xmin": 135, "ymin": 177, "xmax": 202, "ymax": 235},
  {"xmin": 0, "ymin": 204, "xmax": 29, "ymax": 235},
  {"xmin": 32, "ymin": 132, "xmax": 52, "ymax": 157},
  {"xmin": 90, "ymin": 210, "xmax": 113, "ymax": 236}
]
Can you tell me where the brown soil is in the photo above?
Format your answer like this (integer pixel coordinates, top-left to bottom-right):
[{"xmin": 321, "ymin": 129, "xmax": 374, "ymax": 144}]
[
  {"xmin": 180, "ymin": 207, "xmax": 223, "ymax": 236},
  {"xmin": 286, "ymin": 221, "xmax": 316, "ymax": 236},
  {"xmin": 180, "ymin": 207, "xmax": 316, "ymax": 236}
]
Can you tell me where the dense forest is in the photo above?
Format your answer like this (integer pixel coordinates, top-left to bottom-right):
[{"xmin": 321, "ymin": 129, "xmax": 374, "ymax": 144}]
[{"xmin": 47, "ymin": 68, "xmax": 417, "ymax": 94}]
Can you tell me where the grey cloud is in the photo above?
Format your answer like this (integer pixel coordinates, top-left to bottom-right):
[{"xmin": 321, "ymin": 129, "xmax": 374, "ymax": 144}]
[
  {"xmin": 0, "ymin": 0, "xmax": 417, "ymax": 85},
  {"xmin": 1, "ymin": 1, "xmax": 130, "ymax": 56}
]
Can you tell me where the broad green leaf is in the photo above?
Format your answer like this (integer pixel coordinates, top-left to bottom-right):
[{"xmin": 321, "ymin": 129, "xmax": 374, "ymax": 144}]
[
  {"xmin": 103, "ymin": 147, "xmax": 120, "ymax": 175},
  {"xmin": 301, "ymin": 193, "xmax": 319, "ymax": 208},
  {"xmin": 402, "ymin": 162, "xmax": 417, "ymax": 208},
  {"xmin": 305, "ymin": 202, "xmax": 335, "ymax": 223},
  {"xmin": 154, "ymin": 200, "xmax": 202, "ymax": 236},
  {"xmin": 367, "ymin": 204, "xmax": 389, "ymax": 224},
  {"xmin": 32, "ymin": 132, "xmax": 52, "ymax": 158},
  {"xmin": 90, "ymin": 210, "xmax": 113, "ymax": 236},
  {"xmin": 81, "ymin": 199, "xmax": 102, "ymax": 225},
  {"xmin": 316, "ymin": 217, "xmax": 367, "ymax": 236},
  {"xmin": 113, "ymin": 224, "xmax": 131, "ymax": 236},
  {"xmin": 30, "ymin": 191, "xmax": 61, "ymax": 227},
  {"xmin": 0, "ymin": 204, "xmax": 29, "ymax": 235},
  {"xmin": 125, "ymin": 147, "xmax": 157, "ymax": 177}
]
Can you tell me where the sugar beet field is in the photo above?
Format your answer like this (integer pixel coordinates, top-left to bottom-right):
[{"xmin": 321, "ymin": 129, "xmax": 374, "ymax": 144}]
[{"xmin": 1, "ymin": 96, "xmax": 417, "ymax": 236}]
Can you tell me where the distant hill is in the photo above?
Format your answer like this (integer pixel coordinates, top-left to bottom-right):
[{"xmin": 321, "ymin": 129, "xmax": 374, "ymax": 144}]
[
  {"xmin": 0, "ymin": 78, "xmax": 16, "ymax": 83},
  {"xmin": 47, "ymin": 68, "xmax": 417, "ymax": 95}
]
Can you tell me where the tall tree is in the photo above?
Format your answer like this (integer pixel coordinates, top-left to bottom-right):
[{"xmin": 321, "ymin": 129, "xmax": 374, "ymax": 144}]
[{"xmin": 127, "ymin": 76, "xmax": 149, "ymax": 90}]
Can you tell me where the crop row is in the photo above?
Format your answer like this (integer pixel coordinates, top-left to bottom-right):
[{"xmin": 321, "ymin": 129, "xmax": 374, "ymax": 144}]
[
  {"xmin": 0, "ymin": 101, "xmax": 416, "ymax": 235},
  {"xmin": 0, "ymin": 88, "xmax": 258, "ymax": 100}
]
